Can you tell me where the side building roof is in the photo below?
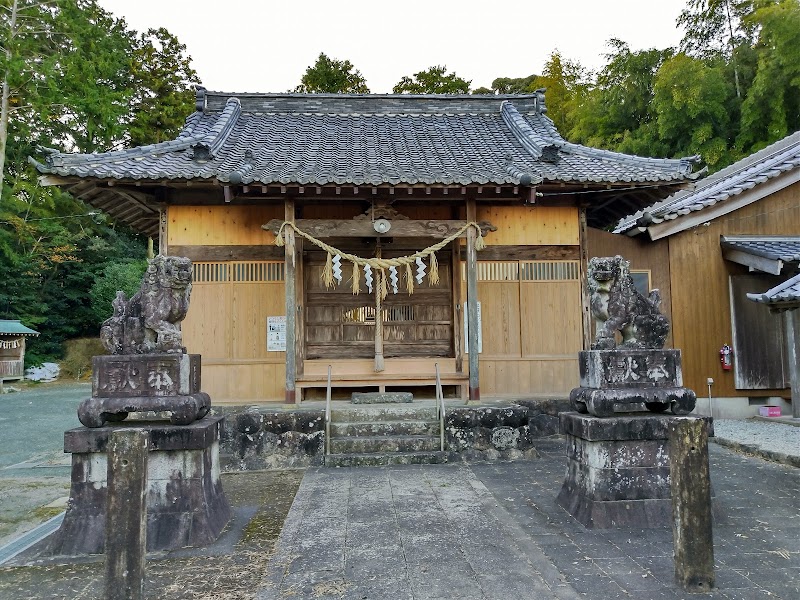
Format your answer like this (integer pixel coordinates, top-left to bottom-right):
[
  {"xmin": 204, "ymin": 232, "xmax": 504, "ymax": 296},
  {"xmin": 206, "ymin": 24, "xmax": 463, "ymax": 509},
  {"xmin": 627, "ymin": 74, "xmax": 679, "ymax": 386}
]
[
  {"xmin": 615, "ymin": 132, "xmax": 800, "ymax": 240},
  {"xmin": 32, "ymin": 89, "xmax": 701, "ymax": 235}
]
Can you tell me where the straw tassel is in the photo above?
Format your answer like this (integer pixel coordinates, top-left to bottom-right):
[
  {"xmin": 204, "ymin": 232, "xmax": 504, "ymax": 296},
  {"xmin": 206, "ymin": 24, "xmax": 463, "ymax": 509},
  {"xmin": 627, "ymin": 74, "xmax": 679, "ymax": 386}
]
[
  {"xmin": 274, "ymin": 223, "xmax": 286, "ymax": 247},
  {"xmin": 322, "ymin": 252, "xmax": 334, "ymax": 289},
  {"xmin": 379, "ymin": 268, "xmax": 388, "ymax": 300},
  {"xmin": 428, "ymin": 252, "xmax": 439, "ymax": 286},
  {"xmin": 351, "ymin": 261, "xmax": 361, "ymax": 294},
  {"xmin": 405, "ymin": 263, "xmax": 414, "ymax": 295},
  {"xmin": 474, "ymin": 224, "xmax": 486, "ymax": 251}
]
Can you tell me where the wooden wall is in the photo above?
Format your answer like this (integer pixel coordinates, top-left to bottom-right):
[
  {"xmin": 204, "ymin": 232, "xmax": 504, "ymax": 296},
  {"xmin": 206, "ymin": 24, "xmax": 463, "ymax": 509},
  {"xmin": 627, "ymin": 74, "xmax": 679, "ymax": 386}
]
[
  {"xmin": 668, "ymin": 183, "xmax": 800, "ymax": 398},
  {"xmin": 171, "ymin": 202, "xmax": 584, "ymax": 402},
  {"xmin": 478, "ymin": 206, "xmax": 579, "ymax": 245},
  {"xmin": 168, "ymin": 205, "xmax": 286, "ymax": 403}
]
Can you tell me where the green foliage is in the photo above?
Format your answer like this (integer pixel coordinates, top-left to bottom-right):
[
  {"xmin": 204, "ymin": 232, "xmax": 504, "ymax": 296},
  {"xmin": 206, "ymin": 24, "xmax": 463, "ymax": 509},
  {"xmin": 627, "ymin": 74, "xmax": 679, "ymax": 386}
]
[
  {"xmin": 294, "ymin": 53, "xmax": 370, "ymax": 93},
  {"xmin": 393, "ymin": 66, "xmax": 471, "ymax": 94},
  {"xmin": 60, "ymin": 336, "xmax": 105, "ymax": 379},
  {"xmin": 489, "ymin": 75, "xmax": 539, "ymax": 94},
  {"xmin": 128, "ymin": 28, "xmax": 200, "ymax": 147},
  {"xmin": 89, "ymin": 259, "xmax": 147, "ymax": 325},
  {"xmin": 0, "ymin": 0, "xmax": 195, "ymax": 364},
  {"xmin": 738, "ymin": 0, "xmax": 800, "ymax": 149}
]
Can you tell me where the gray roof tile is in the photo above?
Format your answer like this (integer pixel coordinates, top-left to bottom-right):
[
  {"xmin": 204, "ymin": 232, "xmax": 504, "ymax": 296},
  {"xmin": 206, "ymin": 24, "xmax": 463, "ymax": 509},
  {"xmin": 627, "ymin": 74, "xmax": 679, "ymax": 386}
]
[
  {"xmin": 747, "ymin": 272, "xmax": 800, "ymax": 307},
  {"xmin": 615, "ymin": 132, "xmax": 800, "ymax": 234},
  {"xmin": 721, "ymin": 236, "xmax": 800, "ymax": 262},
  {"xmin": 34, "ymin": 90, "xmax": 698, "ymax": 188}
]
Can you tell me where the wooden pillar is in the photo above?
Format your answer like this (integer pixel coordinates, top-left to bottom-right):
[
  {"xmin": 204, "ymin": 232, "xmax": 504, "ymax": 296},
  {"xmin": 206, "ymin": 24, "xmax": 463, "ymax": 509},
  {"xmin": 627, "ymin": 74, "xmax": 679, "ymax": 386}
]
[
  {"xmin": 158, "ymin": 207, "xmax": 168, "ymax": 256},
  {"xmin": 669, "ymin": 419, "xmax": 715, "ymax": 593},
  {"xmin": 284, "ymin": 200, "xmax": 297, "ymax": 404},
  {"xmin": 578, "ymin": 207, "xmax": 592, "ymax": 349},
  {"xmin": 452, "ymin": 239, "xmax": 463, "ymax": 374},
  {"xmin": 784, "ymin": 310, "xmax": 800, "ymax": 419},
  {"xmin": 104, "ymin": 429, "xmax": 149, "ymax": 600},
  {"xmin": 466, "ymin": 199, "xmax": 480, "ymax": 402}
]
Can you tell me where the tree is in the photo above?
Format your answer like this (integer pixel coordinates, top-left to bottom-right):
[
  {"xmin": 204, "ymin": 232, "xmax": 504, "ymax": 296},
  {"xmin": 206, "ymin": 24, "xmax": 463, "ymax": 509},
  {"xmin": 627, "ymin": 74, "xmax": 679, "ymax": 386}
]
[
  {"xmin": 128, "ymin": 27, "xmax": 200, "ymax": 147},
  {"xmin": 570, "ymin": 40, "xmax": 674, "ymax": 156},
  {"xmin": 533, "ymin": 51, "xmax": 590, "ymax": 134},
  {"xmin": 488, "ymin": 75, "xmax": 539, "ymax": 95},
  {"xmin": 652, "ymin": 53, "xmax": 734, "ymax": 167},
  {"xmin": 738, "ymin": 0, "xmax": 800, "ymax": 150},
  {"xmin": 393, "ymin": 65, "xmax": 471, "ymax": 94},
  {"xmin": 679, "ymin": 1, "xmax": 759, "ymax": 98},
  {"xmin": 294, "ymin": 53, "xmax": 369, "ymax": 93}
]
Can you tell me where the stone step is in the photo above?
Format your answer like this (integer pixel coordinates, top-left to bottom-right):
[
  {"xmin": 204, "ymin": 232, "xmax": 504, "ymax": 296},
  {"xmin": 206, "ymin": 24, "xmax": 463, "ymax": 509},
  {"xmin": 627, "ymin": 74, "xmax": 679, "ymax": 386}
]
[
  {"xmin": 351, "ymin": 391, "xmax": 413, "ymax": 404},
  {"xmin": 330, "ymin": 420, "xmax": 439, "ymax": 437},
  {"xmin": 330, "ymin": 405, "xmax": 438, "ymax": 423},
  {"xmin": 329, "ymin": 435, "xmax": 441, "ymax": 454},
  {"xmin": 325, "ymin": 451, "xmax": 447, "ymax": 468}
]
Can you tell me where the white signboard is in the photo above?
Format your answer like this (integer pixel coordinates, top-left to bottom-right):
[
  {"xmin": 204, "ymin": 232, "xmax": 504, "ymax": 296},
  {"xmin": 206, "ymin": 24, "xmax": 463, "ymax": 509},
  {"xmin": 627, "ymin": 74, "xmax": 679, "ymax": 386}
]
[
  {"xmin": 463, "ymin": 301, "xmax": 482, "ymax": 353},
  {"xmin": 267, "ymin": 316, "xmax": 286, "ymax": 351}
]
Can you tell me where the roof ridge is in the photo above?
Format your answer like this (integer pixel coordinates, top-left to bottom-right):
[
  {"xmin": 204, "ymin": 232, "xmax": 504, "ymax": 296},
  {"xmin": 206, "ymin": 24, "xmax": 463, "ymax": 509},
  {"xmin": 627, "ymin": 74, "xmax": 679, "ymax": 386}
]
[{"xmin": 190, "ymin": 97, "xmax": 241, "ymax": 160}]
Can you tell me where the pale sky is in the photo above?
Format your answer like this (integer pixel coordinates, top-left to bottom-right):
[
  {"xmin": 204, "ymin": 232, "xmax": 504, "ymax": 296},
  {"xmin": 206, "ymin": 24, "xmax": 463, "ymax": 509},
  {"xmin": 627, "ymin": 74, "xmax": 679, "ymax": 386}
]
[{"xmin": 97, "ymin": 0, "xmax": 689, "ymax": 94}]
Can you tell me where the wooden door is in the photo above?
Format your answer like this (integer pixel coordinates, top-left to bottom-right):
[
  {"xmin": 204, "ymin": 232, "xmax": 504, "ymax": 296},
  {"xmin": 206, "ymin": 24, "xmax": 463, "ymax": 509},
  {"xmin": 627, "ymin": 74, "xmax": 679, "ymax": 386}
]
[{"xmin": 304, "ymin": 248, "xmax": 453, "ymax": 360}]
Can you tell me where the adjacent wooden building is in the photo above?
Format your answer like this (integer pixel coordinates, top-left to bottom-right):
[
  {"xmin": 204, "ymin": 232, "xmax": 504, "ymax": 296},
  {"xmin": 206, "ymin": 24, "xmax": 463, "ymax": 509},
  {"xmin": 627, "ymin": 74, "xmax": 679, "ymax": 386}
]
[
  {"xmin": 611, "ymin": 132, "xmax": 800, "ymax": 413},
  {"xmin": 33, "ymin": 90, "xmax": 699, "ymax": 404}
]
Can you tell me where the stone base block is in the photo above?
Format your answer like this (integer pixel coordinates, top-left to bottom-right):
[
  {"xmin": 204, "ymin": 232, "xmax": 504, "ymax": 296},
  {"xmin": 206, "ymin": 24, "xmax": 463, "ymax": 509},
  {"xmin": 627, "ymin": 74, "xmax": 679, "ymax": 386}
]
[
  {"xmin": 570, "ymin": 386, "xmax": 697, "ymax": 418},
  {"xmin": 47, "ymin": 415, "xmax": 231, "ymax": 556},
  {"xmin": 556, "ymin": 412, "xmax": 712, "ymax": 529},
  {"xmin": 78, "ymin": 392, "xmax": 210, "ymax": 428},
  {"xmin": 81, "ymin": 354, "xmax": 208, "ymax": 427},
  {"xmin": 579, "ymin": 349, "xmax": 684, "ymax": 389}
]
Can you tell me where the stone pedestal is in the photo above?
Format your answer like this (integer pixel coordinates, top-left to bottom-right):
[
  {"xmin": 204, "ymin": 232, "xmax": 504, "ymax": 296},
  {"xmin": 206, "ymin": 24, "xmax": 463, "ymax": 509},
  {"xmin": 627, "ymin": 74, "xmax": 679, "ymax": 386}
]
[
  {"xmin": 79, "ymin": 353, "xmax": 210, "ymax": 427},
  {"xmin": 46, "ymin": 416, "xmax": 231, "ymax": 556},
  {"xmin": 570, "ymin": 349, "xmax": 696, "ymax": 417},
  {"xmin": 556, "ymin": 412, "xmax": 713, "ymax": 529}
]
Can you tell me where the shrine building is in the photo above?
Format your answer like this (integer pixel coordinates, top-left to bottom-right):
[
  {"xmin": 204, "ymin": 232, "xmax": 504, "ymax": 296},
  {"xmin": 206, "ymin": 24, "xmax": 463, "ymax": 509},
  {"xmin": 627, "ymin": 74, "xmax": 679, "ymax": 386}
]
[{"xmin": 32, "ymin": 89, "xmax": 701, "ymax": 404}]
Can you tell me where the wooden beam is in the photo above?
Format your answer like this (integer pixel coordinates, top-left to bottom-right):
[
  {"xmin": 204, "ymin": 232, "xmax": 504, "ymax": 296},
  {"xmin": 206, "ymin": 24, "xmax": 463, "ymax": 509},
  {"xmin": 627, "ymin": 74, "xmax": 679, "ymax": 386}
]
[
  {"xmin": 722, "ymin": 248, "xmax": 783, "ymax": 275},
  {"xmin": 169, "ymin": 245, "xmax": 284, "ymax": 261},
  {"xmin": 459, "ymin": 245, "xmax": 579, "ymax": 261},
  {"xmin": 263, "ymin": 218, "xmax": 496, "ymax": 239},
  {"xmin": 466, "ymin": 198, "xmax": 480, "ymax": 402},
  {"xmin": 452, "ymin": 226, "xmax": 463, "ymax": 374}
]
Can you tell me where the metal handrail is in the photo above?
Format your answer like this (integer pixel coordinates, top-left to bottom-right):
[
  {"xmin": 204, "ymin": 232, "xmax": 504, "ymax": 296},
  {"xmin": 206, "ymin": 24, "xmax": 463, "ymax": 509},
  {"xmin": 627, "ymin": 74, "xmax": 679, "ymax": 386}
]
[
  {"xmin": 435, "ymin": 363, "xmax": 445, "ymax": 452},
  {"xmin": 325, "ymin": 365, "xmax": 332, "ymax": 456}
]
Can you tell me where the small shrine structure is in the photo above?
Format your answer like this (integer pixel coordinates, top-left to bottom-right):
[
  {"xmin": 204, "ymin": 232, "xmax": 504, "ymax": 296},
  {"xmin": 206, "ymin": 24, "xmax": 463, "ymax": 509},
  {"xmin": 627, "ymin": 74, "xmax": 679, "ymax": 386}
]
[
  {"xmin": 32, "ymin": 89, "xmax": 701, "ymax": 404},
  {"xmin": 0, "ymin": 319, "xmax": 39, "ymax": 388}
]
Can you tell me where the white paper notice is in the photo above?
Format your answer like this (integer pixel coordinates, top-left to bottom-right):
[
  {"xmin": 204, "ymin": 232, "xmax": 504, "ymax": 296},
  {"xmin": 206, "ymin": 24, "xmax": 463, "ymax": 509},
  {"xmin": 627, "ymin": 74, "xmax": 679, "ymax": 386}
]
[{"xmin": 267, "ymin": 316, "xmax": 287, "ymax": 351}]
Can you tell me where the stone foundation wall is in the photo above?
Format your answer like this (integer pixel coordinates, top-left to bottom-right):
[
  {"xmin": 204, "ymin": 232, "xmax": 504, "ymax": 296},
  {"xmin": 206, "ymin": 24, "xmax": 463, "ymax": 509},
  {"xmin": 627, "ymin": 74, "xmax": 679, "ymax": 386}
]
[{"xmin": 214, "ymin": 399, "xmax": 568, "ymax": 470}]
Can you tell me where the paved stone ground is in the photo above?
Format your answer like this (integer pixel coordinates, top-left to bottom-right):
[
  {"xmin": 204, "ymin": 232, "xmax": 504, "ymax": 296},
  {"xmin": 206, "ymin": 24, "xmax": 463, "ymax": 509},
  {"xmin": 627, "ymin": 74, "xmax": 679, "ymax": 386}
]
[{"xmin": 257, "ymin": 439, "xmax": 800, "ymax": 600}]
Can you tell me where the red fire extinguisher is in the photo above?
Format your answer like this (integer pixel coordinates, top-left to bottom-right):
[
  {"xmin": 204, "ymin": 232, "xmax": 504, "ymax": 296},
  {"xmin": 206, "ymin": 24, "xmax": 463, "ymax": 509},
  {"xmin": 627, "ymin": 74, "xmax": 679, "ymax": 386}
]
[{"xmin": 720, "ymin": 344, "xmax": 733, "ymax": 370}]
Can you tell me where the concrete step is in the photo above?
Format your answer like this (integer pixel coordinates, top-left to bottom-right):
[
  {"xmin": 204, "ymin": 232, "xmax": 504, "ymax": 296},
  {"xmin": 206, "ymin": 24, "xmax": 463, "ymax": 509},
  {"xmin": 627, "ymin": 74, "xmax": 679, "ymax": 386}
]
[
  {"xmin": 351, "ymin": 392, "xmax": 413, "ymax": 404},
  {"xmin": 330, "ymin": 420, "xmax": 439, "ymax": 437},
  {"xmin": 329, "ymin": 435, "xmax": 441, "ymax": 454},
  {"xmin": 330, "ymin": 405, "xmax": 438, "ymax": 423},
  {"xmin": 325, "ymin": 451, "xmax": 447, "ymax": 467}
]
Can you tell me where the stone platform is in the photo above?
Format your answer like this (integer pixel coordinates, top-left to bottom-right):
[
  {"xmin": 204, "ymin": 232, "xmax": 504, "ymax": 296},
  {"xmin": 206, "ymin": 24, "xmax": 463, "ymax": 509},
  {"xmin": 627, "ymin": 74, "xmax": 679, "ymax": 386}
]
[
  {"xmin": 78, "ymin": 353, "xmax": 210, "ymax": 428},
  {"xmin": 46, "ymin": 415, "xmax": 231, "ymax": 556},
  {"xmin": 556, "ymin": 411, "xmax": 713, "ymax": 529}
]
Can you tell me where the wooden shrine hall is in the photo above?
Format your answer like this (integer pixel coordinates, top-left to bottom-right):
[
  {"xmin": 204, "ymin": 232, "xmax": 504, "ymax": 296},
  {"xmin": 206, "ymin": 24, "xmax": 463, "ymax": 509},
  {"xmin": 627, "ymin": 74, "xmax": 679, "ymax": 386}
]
[{"xmin": 33, "ymin": 89, "xmax": 701, "ymax": 404}]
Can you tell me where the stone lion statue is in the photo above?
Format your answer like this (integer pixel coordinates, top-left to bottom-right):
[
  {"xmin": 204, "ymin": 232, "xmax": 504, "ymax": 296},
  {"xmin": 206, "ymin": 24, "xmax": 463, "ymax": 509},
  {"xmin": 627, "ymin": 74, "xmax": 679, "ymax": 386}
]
[
  {"xmin": 100, "ymin": 255, "xmax": 193, "ymax": 354},
  {"xmin": 588, "ymin": 255, "xmax": 669, "ymax": 350}
]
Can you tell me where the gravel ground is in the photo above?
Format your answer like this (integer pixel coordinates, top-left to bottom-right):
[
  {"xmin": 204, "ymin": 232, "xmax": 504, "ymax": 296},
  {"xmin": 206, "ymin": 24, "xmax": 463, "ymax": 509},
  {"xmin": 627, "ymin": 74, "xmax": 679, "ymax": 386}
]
[{"xmin": 713, "ymin": 418, "xmax": 800, "ymax": 459}]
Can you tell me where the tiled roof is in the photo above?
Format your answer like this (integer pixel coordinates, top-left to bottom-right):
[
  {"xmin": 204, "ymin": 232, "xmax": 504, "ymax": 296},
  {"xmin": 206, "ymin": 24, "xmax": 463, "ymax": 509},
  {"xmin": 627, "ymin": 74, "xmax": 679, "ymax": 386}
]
[
  {"xmin": 0, "ymin": 320, "xmax": 39, "ymax": 336},
  {"xmin": 747, "ymin": 273, "xmax": 800, "ymax": 308},
  {"xmin": 615, "ymin": 131, "xmax": 800, "ymax": 235},
  {"xmin": 32, "ymin": 89, "xmax": 699, "ymax": 188},
  {"xmin": 721, "ymin": 236, "xmax": 800, "ymax": 263}
]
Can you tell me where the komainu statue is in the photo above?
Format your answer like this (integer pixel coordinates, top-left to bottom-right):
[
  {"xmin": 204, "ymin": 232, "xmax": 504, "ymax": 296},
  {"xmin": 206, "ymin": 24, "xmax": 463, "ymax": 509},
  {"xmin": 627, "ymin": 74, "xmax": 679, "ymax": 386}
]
[
  {"xmin": 100, "ymin": 255, "xmax": 192, "ymax": 355},
  {"xmin": 588, "ymin": 255, "xmax": 669, "ymax": 350}
]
